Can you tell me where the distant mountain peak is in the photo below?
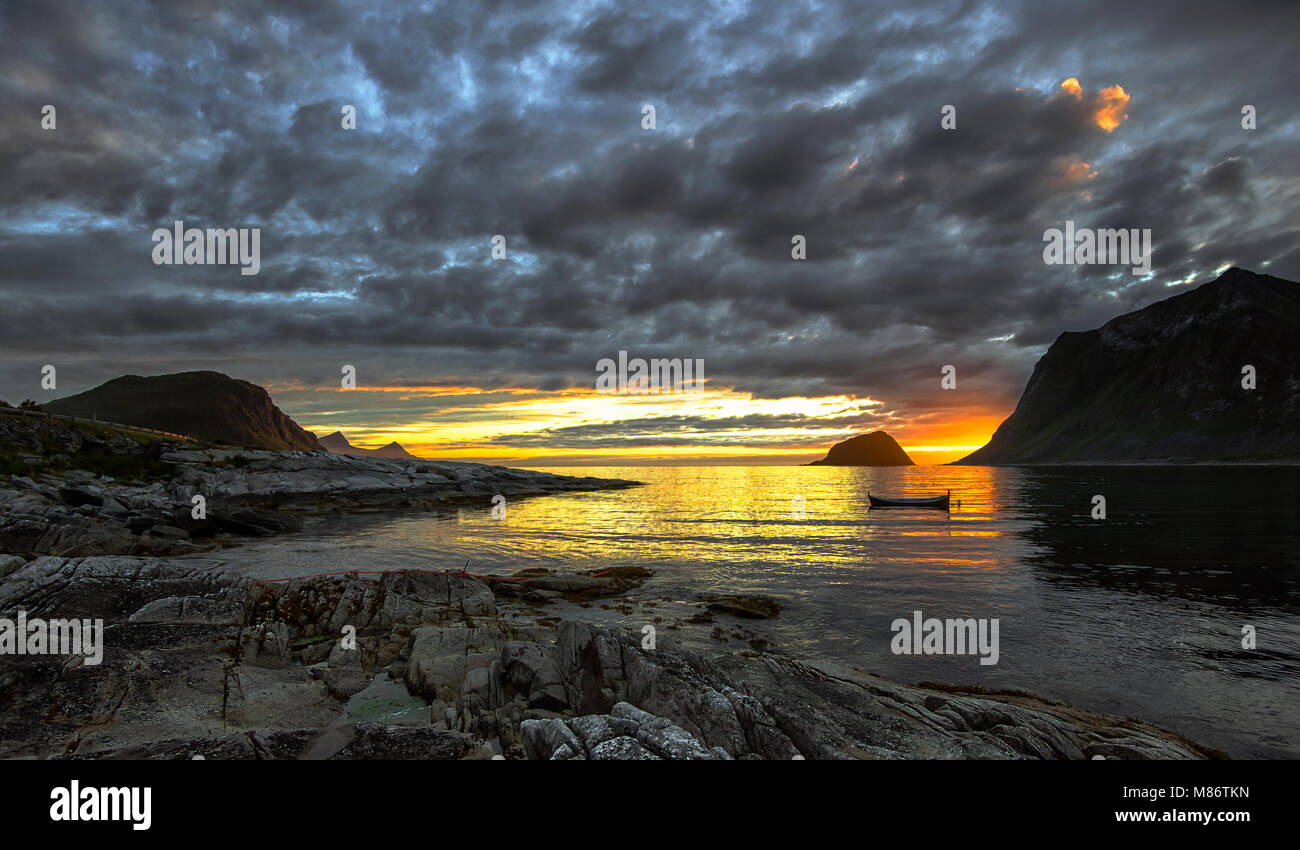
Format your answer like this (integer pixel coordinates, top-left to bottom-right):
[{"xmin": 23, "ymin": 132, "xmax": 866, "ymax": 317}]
[{"xmin": 319, "ymin": 430, "xmax": 422, "ymax": 460}]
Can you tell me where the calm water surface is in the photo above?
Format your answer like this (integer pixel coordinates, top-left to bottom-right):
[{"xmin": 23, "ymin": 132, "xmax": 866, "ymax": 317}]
[{"xmin": 209, "ymin": 465, "xmax": 1300, "ymax": 758}]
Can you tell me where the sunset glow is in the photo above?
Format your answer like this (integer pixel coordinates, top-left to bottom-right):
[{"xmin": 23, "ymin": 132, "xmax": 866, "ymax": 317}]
[{"xmin": 284, "ymin": 382, "xmax": 1003, "ymax": 466}]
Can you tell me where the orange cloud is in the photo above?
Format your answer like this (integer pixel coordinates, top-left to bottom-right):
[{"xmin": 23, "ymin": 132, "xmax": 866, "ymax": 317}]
[
  {"xmin": 1059, "ymin": 78, "xmax": 1130, "ymax": 132},
  {"xmin": 1094, "ymin": 84, "xmax": 1130, "ymax": 131},
  {"xmin": 1064, "ymin": 160, "xmax": 1097, "ymax": 182}
]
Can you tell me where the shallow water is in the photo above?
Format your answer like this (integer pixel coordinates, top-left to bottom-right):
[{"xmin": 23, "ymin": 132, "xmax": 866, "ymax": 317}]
[{"xmin": 208, "ymin": 464, "xmax": 1300, "ymax": 758}]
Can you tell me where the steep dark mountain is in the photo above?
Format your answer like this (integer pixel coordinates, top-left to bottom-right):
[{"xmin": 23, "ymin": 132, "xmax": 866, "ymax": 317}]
[
  {"xmin": 45, "ymin": 371, "xmax": 321, "ymax": 451},
  {"xmin": 959, "ymin": 268, "xmax": 1300, "ymax": 464},
  {"xmin": 318, "ymin": 430, "xmax": 422, "ymax": 460},
  {"xmin": 807, "ymin": 431, "xmax": 914, "ymax": 466}
]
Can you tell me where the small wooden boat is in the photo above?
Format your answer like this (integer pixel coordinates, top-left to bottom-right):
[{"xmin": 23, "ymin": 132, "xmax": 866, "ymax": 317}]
[{"xmin": 868, "ymin": 490, "xmax": 951, "ymax": 509}]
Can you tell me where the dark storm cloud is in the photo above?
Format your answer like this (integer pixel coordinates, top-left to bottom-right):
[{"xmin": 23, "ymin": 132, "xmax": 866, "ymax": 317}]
[
  {"xmin": 1200, "ymin": 157, "xmax": 1252, "ymax": 199},
  {"xmin": 2, "ymin": 0, "xmax": 1298, "ymax": 436}
]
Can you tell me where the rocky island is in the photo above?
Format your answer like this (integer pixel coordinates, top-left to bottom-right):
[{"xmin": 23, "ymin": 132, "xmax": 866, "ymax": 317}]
[{"xmin": 807, "ymin": 431, "xmax": 915, "ymax": 466}]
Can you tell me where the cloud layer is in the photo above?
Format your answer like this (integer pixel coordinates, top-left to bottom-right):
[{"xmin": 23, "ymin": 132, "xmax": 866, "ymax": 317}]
[{"xmin": 2, "ymin": 0, "xmax": 1297, "ymax": 460}]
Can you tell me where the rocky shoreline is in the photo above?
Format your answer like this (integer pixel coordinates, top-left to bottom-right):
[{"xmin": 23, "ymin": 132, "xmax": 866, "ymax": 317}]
[
  {"xmin": 0, "ymin": 411, "xmax": 637, "ymax": 562},
  {"xmin": 0, "ymin": 552, "xmax": 1218, "ymax": 760},
  {"xmin": 0, "ymin": 420, "xmax": 1220, "ymax": 759}
]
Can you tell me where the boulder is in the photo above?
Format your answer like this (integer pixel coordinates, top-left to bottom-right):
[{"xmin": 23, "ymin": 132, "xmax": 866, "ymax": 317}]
[
  {"xmin": 58, "ymin": 487, "xmax": 104, "ymax": 508},
  {"xmin": 0, "ymin": 554, "xmax": 27, "ymax": 579}
]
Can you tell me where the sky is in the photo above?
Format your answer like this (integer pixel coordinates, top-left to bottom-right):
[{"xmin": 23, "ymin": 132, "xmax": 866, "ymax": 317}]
[{"xmin": 1, "ymin": 0, "xmax": 1297, "ymax": 465}]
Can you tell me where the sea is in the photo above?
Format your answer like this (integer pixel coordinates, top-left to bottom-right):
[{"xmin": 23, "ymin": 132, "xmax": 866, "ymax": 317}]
[{"xmin": 205, "ymin": 464, "xmax": 1300, "ymax": 758}]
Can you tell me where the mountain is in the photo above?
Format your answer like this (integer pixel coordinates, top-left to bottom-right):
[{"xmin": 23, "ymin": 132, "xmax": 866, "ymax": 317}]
[
  {"xmin": 318, "ymin": 431, "xmax": 423, "ymax": 460},
  {"xmin": 959, "ymin": 268, "xmax": 1300, "ymax": 464},
  {"xmin": 45, "ymin": 371, "xmax": 321, "ymax": 451},
  {"xmin": 807, "ymin": 431, "xmax": 914, "ymax": 465}
]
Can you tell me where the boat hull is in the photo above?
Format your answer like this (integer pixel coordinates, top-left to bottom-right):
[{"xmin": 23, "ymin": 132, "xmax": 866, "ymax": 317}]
[{"xmin": 868, "ymin": 492, "xmax": 950, "ymax": 509}]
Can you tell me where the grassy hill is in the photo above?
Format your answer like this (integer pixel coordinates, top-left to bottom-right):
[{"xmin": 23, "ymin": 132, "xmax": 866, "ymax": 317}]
[{"xmin": 44, "ymin": 371, "xmax": 321, "ymax": 452}]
